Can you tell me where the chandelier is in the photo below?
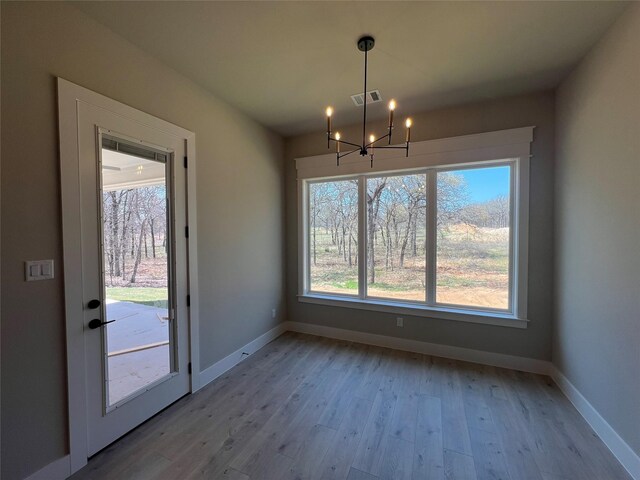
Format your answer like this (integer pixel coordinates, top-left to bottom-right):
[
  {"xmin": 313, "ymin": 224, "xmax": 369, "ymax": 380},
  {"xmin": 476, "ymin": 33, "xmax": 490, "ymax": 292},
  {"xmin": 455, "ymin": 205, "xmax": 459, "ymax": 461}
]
[{"xmin": 326, "ymin": 36, "xmax": 413, "ymax": 167}]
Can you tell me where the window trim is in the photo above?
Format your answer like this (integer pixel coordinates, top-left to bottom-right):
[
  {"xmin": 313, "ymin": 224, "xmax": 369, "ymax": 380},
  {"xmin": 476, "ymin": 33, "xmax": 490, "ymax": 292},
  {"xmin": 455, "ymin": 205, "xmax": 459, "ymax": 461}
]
[{"xmin": 297, "ymin": 127, "xmax": 533, "ymax": 328}]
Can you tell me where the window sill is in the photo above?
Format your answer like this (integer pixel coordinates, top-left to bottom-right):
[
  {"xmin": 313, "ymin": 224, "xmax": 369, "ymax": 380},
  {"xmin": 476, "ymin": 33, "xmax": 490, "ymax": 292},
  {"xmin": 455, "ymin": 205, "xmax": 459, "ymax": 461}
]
[{"xmin": 297, "ymin": 293, "xmax": 529, "ymax": 329}]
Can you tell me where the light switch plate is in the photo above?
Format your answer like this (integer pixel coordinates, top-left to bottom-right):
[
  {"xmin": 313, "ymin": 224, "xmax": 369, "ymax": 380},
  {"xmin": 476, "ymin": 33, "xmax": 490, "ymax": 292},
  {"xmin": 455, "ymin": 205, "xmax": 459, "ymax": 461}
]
[{"xmin": 25, "ymin": 260, "xmax": 54, "ymax": 281}]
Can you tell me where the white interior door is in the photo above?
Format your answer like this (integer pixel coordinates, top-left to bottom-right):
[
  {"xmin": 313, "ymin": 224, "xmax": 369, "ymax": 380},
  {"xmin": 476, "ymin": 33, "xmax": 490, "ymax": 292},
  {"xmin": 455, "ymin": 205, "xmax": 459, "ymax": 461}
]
[{"xmin": 59, "ymin": 79, "xmax": 195, "ymax": 461}]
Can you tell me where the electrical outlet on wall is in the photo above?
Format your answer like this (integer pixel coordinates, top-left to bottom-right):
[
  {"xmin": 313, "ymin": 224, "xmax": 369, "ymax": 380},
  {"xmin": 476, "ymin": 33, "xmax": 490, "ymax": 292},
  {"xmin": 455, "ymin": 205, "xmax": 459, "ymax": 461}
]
[
  {"xmin": 272, "ymin": 308, "xmax": 276, "ymax": 319},
  {"xmin": 396, "ymin": 317, "xmax": 404, "ymax": 327}
]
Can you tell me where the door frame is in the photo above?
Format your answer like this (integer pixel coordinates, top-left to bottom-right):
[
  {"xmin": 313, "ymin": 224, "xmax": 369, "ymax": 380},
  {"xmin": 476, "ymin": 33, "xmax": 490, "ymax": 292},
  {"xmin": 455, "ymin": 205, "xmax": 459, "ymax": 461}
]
[{"xmin": 57, "ymin": 78, "xmax": 201, "ymax": 474}]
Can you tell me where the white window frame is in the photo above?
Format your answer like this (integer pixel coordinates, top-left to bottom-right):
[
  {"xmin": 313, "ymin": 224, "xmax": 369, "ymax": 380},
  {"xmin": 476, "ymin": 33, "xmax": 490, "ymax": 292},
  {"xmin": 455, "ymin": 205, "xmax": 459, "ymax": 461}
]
[{"xmin": 296, "ymin": 127, "xmax": 533, "ymax": 329}]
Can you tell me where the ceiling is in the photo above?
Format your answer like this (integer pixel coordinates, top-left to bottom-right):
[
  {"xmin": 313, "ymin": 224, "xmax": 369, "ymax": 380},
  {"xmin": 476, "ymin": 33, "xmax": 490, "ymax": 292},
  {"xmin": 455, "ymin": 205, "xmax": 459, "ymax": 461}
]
[
  {"xmin": 102, "ymin": 149, "xmax": 166, "ymax": 190},
  {"xmin": 73, "ymin": 1, "xmax": 628, "ymax": 137}
]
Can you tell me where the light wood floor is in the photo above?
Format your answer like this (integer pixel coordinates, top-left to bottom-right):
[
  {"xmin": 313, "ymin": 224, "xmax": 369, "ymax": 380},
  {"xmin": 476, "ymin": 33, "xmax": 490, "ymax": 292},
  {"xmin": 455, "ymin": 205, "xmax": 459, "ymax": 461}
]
[{"xmin": 72, "ymin": 332, "xmax": 630, "ymax": 480}]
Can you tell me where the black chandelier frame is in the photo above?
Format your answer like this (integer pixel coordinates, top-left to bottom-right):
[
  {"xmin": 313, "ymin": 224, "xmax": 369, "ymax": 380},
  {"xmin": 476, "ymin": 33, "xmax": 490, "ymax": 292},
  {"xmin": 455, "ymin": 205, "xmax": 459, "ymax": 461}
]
[{"xmin": 326, "ymin": 36, "xmax": 411, "ymax": 167}]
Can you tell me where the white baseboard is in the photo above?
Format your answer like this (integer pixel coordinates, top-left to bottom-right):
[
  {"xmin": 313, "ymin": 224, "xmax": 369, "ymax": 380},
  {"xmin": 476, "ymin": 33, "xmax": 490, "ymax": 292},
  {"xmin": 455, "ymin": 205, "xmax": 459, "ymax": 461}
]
[
  {"xmin": 197, "ymin": 323, "xmax": 287, "ymax": 390},
  {"xmin": 550, "ymin": 366, "xmax": 640, "ymax": 480},
  {"xmin": 283, "ymin": 321, "xmax": 552, "ymax": 375},
  {"xmin": 24, "ymin": 455, "xmax": 70, "ymax": 480}
]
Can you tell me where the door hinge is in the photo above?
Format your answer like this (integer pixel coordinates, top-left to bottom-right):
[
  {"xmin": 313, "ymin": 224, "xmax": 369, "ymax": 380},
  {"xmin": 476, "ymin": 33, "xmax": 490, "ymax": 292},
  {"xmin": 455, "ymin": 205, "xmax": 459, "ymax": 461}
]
[
  {"xmin": 186, "ymin": 294, "xmax": 191, "ymax": 307},
  {"xmin": 188, "ymin": 362, "xmax": 192, "ymax": 375},
  {"xmin": 185, "ymin": 226, "xmax": 189, "ymax": 238},
  {"xmin": 183, "ymin": 156, "xmax": 188, "ymax": 168}
]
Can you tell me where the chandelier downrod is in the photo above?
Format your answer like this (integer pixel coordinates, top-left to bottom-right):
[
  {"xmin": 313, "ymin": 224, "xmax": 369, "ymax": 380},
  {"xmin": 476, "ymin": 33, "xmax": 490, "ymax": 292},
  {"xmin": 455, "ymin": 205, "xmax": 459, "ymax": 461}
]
[
  {"xmin": 325, "ymin": 36, "xmax": 412, "ymax": 167},
  {"xmin": 361, "ymin": 40, "xmax": 369, "ymax": 156}
]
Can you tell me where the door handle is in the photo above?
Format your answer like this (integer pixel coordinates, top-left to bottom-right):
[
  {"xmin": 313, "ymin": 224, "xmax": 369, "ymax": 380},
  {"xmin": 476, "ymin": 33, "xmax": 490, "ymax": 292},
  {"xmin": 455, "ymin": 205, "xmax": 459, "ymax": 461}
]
[
  {"xmin": 87, "ymin": 299, "xmax": 101, "ymax": 309},
  {"xmin": 88, "ymin": 318, "xmax": 115, "ymax": 329}
]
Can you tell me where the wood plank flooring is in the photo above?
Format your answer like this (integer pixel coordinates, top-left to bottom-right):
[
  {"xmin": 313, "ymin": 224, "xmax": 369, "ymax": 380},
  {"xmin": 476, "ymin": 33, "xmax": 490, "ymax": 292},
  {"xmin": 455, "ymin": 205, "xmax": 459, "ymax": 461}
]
[{"xmin": 71, "ymin": 332, "xmax": 631, "ymax": 480}]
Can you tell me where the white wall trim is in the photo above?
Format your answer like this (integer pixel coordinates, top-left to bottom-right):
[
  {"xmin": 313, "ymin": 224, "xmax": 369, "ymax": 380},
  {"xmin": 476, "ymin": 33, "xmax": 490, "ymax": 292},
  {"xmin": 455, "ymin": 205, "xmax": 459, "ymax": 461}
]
[
  {"xmin": 198, "ymin": 323, "xmax": 288, "ymax": 389},
  {"xmin": 185, "ymin": 137, "xmax": 201, "ymax": 392},
  {"xmin": 550, "ymin": 367, "xmax": 640, "ymax": 480},
  {"xmin": 295, "ymin": 126, "xmax": 534, "ymax": 179},
  {"xmin": 297, "ymin": 294, "xmax": 529, "ymax": 329},
  {"xmin": 24, "ymin": 455, "xmax": 70, "ymax": 480},
  {"xmin": 283, "ymin": 321, "xmax": 551, "ymax": 374}
]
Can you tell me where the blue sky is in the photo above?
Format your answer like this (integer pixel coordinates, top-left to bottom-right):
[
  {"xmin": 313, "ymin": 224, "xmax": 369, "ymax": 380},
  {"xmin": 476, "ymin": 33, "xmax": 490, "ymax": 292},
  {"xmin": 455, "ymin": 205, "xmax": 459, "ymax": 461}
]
[{"xmin": 456, "ymin": 165, "xmax": 510, "ymax": 203}]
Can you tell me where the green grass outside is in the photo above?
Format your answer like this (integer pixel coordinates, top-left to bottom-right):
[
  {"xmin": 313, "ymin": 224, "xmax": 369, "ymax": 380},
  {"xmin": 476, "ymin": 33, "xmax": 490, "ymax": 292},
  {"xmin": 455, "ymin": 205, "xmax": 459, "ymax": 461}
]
[
  {"xmin": 106, "ymin": 287, "xmax": 168, "ymax": 308},
  {"xmin": 329, "ymin": 278, "xmax": 358, "ymax": 290}
]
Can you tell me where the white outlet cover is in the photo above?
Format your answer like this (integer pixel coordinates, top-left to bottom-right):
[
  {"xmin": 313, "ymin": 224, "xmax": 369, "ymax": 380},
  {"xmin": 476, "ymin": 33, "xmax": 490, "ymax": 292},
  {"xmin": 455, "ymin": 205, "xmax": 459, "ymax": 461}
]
[{"xmin": 396, "ymin": 317, "xmax": 404, "ymax": 327}]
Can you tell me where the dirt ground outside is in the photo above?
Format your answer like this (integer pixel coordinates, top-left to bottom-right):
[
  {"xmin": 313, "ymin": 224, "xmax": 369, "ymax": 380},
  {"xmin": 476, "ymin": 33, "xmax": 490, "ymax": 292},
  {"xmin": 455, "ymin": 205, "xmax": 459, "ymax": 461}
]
[{"xmin": 310, "ymin": 224, "xmax": 510, "ymax": 310}]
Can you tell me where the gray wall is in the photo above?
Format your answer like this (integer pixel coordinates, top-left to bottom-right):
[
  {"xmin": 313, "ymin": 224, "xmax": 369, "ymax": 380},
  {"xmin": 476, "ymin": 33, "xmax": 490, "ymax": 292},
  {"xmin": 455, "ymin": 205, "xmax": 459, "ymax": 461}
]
[
  {"xmin": 0, "ymin": 2, "xmax": 285, "ymax": 479},
  {"xmin": 555, "ymin": 3, "xmax": 640, "ymax": 456},
  {"xmin": 285, "ymin": 91, "xmax": 555, "ymax": 361}
]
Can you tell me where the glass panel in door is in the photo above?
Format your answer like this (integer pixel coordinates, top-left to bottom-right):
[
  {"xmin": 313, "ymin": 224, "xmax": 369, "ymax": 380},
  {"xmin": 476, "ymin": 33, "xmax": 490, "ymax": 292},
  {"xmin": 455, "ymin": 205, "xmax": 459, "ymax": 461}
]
[{"xmin": 100, "ymin": 140, "xmax": 173, "ymax": 407}]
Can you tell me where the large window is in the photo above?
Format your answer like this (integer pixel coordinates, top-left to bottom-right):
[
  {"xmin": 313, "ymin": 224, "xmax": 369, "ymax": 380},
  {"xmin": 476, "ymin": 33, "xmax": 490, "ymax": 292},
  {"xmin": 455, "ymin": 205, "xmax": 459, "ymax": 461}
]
[
  {"xmin": 302, "ymin": 157, "xmax": 527, "ymax": 324},
  {"xmin": 298, "ymin": 128, "xmax": 532, "ymax": 325}
]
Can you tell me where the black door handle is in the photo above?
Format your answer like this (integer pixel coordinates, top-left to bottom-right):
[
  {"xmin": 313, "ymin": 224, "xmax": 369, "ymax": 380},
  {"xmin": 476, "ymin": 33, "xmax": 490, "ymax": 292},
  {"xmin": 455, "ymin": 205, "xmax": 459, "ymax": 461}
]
[
  {"xmin": 87, "ymin": 299, "xmax": 101, "ymax": 309},
  {"xmin": 88, "ymin": 318, "xmax": 115, "ymax": 329}
]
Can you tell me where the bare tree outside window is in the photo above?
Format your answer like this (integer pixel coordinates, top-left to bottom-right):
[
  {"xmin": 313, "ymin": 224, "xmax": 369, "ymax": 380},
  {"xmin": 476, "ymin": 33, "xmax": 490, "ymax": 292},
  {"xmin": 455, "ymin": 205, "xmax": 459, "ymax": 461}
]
[
  {"xmin": 366, "ymin": 174, "xmax": 427, "ymax": 301},
  {"xmin": 102, "ymin": 184, "xmax": 168, "ymax": 307},
  {"xmin": 308, "ymin": 179, "xmax": 359, "ymax": 295}
]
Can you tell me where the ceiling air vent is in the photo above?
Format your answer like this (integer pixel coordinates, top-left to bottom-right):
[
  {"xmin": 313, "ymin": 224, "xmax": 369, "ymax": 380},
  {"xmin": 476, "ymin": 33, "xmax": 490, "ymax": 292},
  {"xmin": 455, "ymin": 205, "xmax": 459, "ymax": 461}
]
[{"xmin": 350, "ymin": 90, "xmax": 382, "ymax": 107}]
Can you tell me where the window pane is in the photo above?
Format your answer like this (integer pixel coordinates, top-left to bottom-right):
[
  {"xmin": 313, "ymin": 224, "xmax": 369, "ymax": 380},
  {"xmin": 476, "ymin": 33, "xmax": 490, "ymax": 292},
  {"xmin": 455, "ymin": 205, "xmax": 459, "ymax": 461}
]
[
  {"xmin": 101, "ymin": 148, "xmax": 171, "ymax": 406},
  {"xmin": 309, "ymin": 179, "xmax": 359, "ymax": 295},
  {"xmin": 366, "ymin": 174, "xmax": 427, "ymax": 301},
  {"xmin": 436, "ymin": 166, "xmax": 511, "ymax": 310}
]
